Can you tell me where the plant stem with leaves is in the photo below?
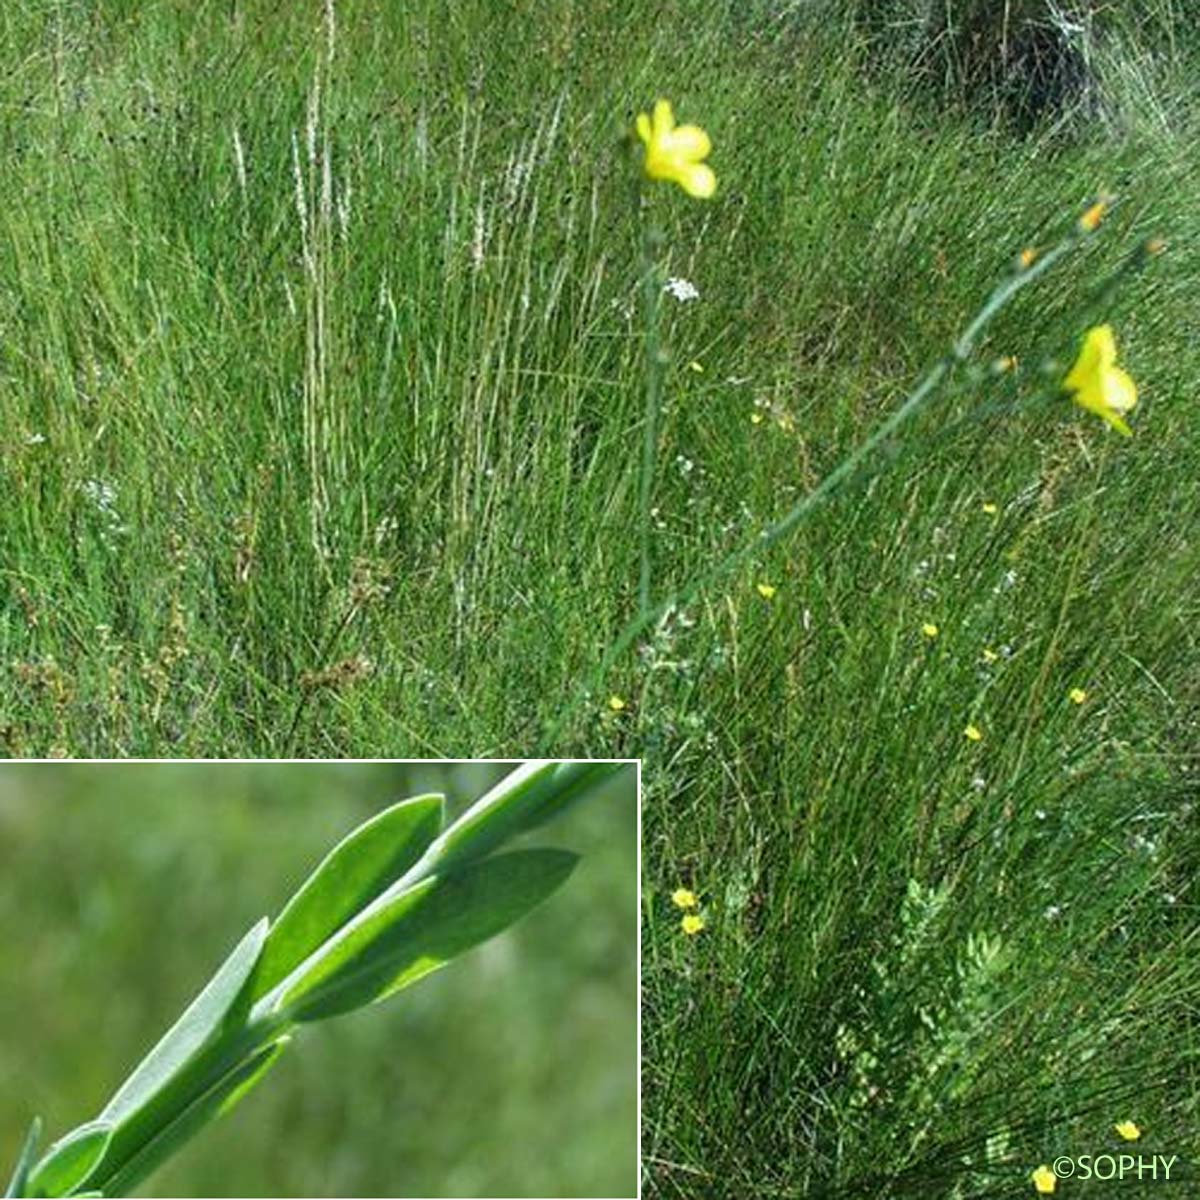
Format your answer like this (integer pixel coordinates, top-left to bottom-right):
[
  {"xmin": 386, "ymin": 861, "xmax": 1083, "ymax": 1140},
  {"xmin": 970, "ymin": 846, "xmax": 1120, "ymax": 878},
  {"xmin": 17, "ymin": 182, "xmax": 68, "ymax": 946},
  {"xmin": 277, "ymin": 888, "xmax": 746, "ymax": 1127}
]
[{"xmin": 3, "ymin": 761, "xmax": 629, "ymax": 1199}]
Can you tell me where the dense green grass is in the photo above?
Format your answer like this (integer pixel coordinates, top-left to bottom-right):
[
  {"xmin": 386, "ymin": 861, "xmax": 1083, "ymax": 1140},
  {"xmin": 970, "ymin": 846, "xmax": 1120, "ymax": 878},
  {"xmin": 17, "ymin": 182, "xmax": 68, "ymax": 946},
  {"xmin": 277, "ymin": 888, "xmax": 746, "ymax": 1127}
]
[
  {"xmin": 0, "ymin": 762, "xmax": 637, "ymax": 1197},
  {"xmin": 1, "ymin": 0, "xmax": 1198, "ymax": 1196},
  {"xmin": 0, "ymin": 0, "xmax": 1194, "ymax": 757}
]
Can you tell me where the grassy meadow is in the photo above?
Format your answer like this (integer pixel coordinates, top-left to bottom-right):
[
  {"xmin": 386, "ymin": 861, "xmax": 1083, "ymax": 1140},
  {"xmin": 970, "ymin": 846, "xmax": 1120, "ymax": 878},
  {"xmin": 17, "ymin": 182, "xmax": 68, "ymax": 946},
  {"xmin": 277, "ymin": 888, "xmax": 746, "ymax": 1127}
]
[
  {"xmin": 0, "ymin": 762, "xmax": 638, "ymax": 1197},
  {"xmin": 0, "ymin": 0, "xmax": 1198, "ymax": 1196}
]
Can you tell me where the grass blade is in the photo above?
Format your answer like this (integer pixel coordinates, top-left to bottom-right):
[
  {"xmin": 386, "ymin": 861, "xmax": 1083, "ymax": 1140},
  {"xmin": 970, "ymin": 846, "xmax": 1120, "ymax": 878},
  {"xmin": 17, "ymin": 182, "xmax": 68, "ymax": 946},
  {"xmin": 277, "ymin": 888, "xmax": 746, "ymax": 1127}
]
[
  {"xmin": 280, "ymin": 849, "xmax": 579, "ymax": 1022},
  {"xmin": 251, "ymin": 794, "xmax": 445, "ymax": 1001},
  {"xmin": 25, "ymin": 1123, "xmax": 112, "ymax": 1199}
]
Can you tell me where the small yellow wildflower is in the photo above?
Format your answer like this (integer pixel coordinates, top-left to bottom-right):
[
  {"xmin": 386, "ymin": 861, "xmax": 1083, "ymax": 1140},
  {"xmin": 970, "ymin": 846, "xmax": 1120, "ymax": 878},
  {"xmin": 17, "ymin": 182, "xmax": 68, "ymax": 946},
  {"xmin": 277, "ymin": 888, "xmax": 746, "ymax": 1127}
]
[
  {"xmin": 921, "ymin": 622, "xmax": 939, "ymax": 639},
  {"xmin": 756, "ymin": 583, "xmax": 778, "ymax": 600},
  {"xmin": 1114, "ymin": 1120, "xmax": 1142, "ymax": 1141},
  {"xmin": 1069, "ymin": 687, "xmax": 1087, "ymax": 705},
  {"xmin": 635, "ymin": 99, "xmax": 716, "ymax": 199},
  {"xmin": 750, "ymin": 411, "xmax": 765, "ymax": 425},
  {"xmin": 965, "ymin": 724, "xmax": 983, "ymax": 742},
  {"xmin": 688, "ymin": 360, "xmax": 704, "ymax": 373},
  {"xmin": 1063, "ymin": 324, "xmax": 1137, "ymax": 437},
  {"xmin": 607, "ymin": 694, "xmax": 627, "ymax": 713},
  {"xmin": 981, "ymin": 502, "xmax": 999, "ymax": 515},
  {"xmin": 994, "ymin": 354, "xmax": 1018, "ymax": 373},
  {"xmin": 681, "ymin": 913, "xmax": 705, "ymax": 935},
  {"xmin": 1079, "ymin": 199, "xmax": 1107, "ymax": 231},
  {"xmin": 671, "ymin": 888, "xmax": 698, "ymax": 910},
  {"xmin": 982, "ymin": 647, "xmax": 999, "ymax": 664},
  {"xmin": 1019, "ymin": 247, "xmax": 1038, "ymax": 268},
  {"xmin": 1031, "ymin": 1164, "xmax": 1057, "ymax": 1194}
]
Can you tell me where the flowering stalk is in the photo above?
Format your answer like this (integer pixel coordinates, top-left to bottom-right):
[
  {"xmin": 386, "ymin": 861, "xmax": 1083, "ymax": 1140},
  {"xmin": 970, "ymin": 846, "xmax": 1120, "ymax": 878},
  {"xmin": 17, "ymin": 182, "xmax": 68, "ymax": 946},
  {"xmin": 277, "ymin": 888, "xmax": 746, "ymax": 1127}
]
[
  {"xmin": 636, "ymin": 204, "xmax": 666, "ymax": 616},
  {"xmin": 541, "ymin": 201, "xmax": 1132, "ymax": 748},
  {"xmin": 631, "ymin": 99, "xmax": 716, "ymax": 616},
  {"xmin": 4, "ymin": 761, "xmax": 626, "ymax": 1198}
]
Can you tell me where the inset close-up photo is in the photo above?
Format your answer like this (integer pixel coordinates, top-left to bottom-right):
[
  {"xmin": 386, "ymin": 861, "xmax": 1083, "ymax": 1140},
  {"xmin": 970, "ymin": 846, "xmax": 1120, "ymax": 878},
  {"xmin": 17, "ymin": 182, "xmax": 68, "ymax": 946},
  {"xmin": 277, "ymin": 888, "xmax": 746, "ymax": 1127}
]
[{"xmin": 0, "ymin": 761, "xmax": 638, "ymax": 1199}]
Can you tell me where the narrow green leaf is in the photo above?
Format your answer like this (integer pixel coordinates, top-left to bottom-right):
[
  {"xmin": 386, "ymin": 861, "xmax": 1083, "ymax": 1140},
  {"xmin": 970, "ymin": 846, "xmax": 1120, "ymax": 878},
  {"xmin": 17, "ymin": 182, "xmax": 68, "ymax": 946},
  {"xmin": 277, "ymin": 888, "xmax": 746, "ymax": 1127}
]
[
  {"xmin": 281, "ymin": 848, "xmax": 579, "ymax": 1022},
  {"xmin": 251, "ymin": 794, "xmax": 445, "ymax": 1002},
  {"xmin": 97, "ymin": 1039, "xmax": 288, "ymax": 1199},
  {"xmin": 99, "ymin": 918, "xmax": 269, "ymax": 1127},
  {"xmin": 4, "ymin": 1116, "xmax": 42, "ymax": 1199},
  {"xmin": 412, "ymin": 762, "xmax": 619, "ymax": 879},
  {"xmin": 26, "ymin": 1123, "xmax": 112, "ymax": 1199}
]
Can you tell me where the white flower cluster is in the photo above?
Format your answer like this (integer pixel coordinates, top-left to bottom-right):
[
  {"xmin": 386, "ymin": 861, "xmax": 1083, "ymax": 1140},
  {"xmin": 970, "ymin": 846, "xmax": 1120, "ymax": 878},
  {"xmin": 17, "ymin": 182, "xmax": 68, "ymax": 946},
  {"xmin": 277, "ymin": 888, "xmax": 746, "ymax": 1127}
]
[{"xmin": 663, "ymin": 276, "xmax": 700, "ymax": 303}]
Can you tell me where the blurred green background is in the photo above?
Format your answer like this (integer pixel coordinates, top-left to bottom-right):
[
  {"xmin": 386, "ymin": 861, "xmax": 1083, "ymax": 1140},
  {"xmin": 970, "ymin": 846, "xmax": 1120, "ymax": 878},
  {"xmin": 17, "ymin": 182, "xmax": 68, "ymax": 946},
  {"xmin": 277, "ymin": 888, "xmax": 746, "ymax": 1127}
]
[{"xmin": 0, "ymin": 761, "xmax": 637, "ymax": 1198}]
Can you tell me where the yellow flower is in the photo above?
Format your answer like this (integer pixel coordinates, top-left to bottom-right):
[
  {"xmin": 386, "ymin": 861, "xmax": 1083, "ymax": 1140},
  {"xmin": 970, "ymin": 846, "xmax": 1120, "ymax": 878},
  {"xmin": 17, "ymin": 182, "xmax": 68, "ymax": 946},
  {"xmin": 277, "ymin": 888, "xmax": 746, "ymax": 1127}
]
[
  {"xmin": 1069, "ymin": 687, "xmax": 1087, "ymax": 705},
  {"xmin": 981, "ymin": 502, "xmax": 999, "ymax": 515},
  {"xmin": 607, "ymin": 694, "xmax": 627, "ymax": 713},
  {"xmin": 681, "ymin": 913, "xmax": 705, "ymax": 935},
  {"xmin": 750, "ymin": 411, "xmax": 765, "ymax": 425},
  {"xmin": 1114, "ymin": 1120, "xmax": 1141, "ymax": 1141},
  {"xmin": 1031, "ymin": 1164, "xmax": 1057, "ymax": 1194},
  {"xmin": 635, "ymin": 99, "xmax": 716, "ymax": 199},
  {"xmin": 688, "ymin": 360, "xmax": 705, "ymax": 373},
  {"xmin": 921, "ymin": 622, "xmax": 939, "ymax": 639},
  {"xmin": 982, "ymin": 647, "xmax": 999, "ymax": 664},
  {"xmin": 671, "ymin": 888, "xmax": 698, "ymax": 910},
  {"xmin": 1079, "ymin": 199, "xmax": 1107, "ymax": 231},
  {"xmin": 756, "ymin": 583, "xmax": 777, "ymax": 600},
  {"xmin": 1019, "ymin": 247, "xmax": 1038, "ymax": 268},
  {"xmin": 1062, "ymin": 324, "xmax": 1137, "ymax": 437},
  {"xmin": 964, "ymin": 724, "xmax": 983, "ymax": 742}
]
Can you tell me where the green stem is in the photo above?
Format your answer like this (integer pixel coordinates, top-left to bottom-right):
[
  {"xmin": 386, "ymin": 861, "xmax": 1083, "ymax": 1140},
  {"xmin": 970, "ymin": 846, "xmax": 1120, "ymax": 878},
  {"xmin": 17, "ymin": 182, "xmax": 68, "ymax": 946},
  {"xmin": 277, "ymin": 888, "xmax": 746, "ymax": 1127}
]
[
  {"xmin": 637, "ymin": 198, "xmax": 666, "ymax": 616},
  {"xmin": 88, "ymin": 1014, "xmax": 291, "ymax": 1196}
]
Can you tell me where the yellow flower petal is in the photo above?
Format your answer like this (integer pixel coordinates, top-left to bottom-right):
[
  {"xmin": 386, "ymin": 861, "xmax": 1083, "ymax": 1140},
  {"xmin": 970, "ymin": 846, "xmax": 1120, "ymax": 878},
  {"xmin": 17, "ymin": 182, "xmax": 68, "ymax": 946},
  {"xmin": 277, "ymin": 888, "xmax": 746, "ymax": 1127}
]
[
  {"xmin": 1069, "ymin": 688, "xmax": 1087, "ymax": 705},
  {"xmin": 668, "ymin": 124, "xmax": 711, "ymax": 158},
  {"xmin": 1063, "ymin": 326, "xmax": 1115, "ymax": 391},
  {"xmin": 1063, "ymin": 325, "xmax": 1136, "ymax": 436},
  {"xmin": 1104, "ymin": 365, "xmax": 1137, "ymax": 412},
  {"xmin": 607, "ymin": 694, "xmax": 627, "ymax": 713},
  {"xmin": 1031, "ymin": 1164, "xmax": 1057, "ymax": 1194},
  {"xmin": 678, "ymin": 161, "xmax": 717, "ymax": 199},
  {"xmin": 672, "ymin": 888, "xmax": 698, "ymax": 910},
  {"xmin": 982, "ymin": 502, "xmax": 999, "ymax": 515},
  {"xmin": 756, "ymin": 582, "xmax": 777, "ymax": 600},
  {"xmin": 1114, "ymin": 1120, "xmax": 1141, "ymax": 1141},
  {"xmin": 681, "ymin": 913, "xmax": 705, "ymax": 935},
  {"xmin": 964, "ymin": 724, "xmax": 983, "ymax": 742},
  {"xmin": 921, "ymin": 622, "xmax": 939, "ymax": 639},
  {"xmin": 635, "ymin": 98, "xmax": 715, "ymax": 199},
  {"xmin": 652, "ymin": 98, "xmax": 674, "ymax": 139}
]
